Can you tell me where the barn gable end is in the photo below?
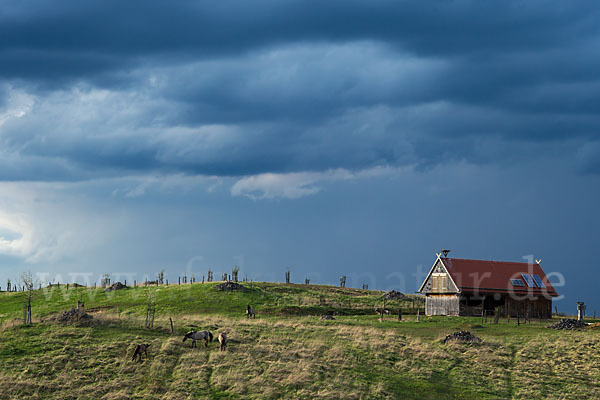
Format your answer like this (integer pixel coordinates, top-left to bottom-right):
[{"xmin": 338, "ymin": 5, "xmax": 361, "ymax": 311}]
[{"xmin": 419, "ymin": 256, "xmax": 459, "ymax": 294}]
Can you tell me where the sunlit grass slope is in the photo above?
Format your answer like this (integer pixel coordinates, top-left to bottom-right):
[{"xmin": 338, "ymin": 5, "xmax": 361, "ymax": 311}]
[
  {"xmin": 0, "ymin": 282, "xmax": 599, "ymax": 399},
  {"xmin": 0, "ymin": 281, "xmax": 422, "ymax": 323}
]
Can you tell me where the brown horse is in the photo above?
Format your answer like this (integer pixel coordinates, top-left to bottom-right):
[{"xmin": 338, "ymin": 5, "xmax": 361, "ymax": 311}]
[
  {"xmin": 131, "ymin": 343, "xmax": 151, "ymax": 362},
  {"xmin": 218, "ymin": 333, "xmax": 227, "ymax": 351}
]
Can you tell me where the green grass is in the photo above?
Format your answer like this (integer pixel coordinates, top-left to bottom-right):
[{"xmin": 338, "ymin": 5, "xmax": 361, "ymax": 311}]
[
  {"xmin": 0, "ymin": 282, "xmax": 598, "ymax": 399},
  {"xmin": 0, "ymin": 282, "xmax": 423, "ymax": 324}
]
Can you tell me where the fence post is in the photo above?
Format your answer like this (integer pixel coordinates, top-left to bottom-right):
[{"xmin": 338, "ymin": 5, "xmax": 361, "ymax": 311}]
[{"xmin": 494, "ymin": 307, "xmax": 501, "ymax": 324}]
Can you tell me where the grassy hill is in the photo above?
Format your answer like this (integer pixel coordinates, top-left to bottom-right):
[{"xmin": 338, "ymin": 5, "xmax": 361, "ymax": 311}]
[
  {"xmin": 0, "ymin": 282, "xmax": 598, "ymax": 399},
  {"xmin": 0, "ymin": 281, "xmax": 422, "ymax": 323}
]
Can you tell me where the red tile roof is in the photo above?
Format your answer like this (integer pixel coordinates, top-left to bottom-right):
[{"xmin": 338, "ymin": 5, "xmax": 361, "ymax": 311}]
[{"xmin": 440, "ymin": 257, "xmax": 559, "ymax": 297}]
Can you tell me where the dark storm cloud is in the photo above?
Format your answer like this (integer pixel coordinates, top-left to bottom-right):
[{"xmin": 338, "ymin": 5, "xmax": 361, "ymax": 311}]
[
  {"xmin": 0, "ymin": 0, "xmax": 599, "ymax": 180},
  {"xmin": 1, "ymin": 0, "xmax": 597, "ymax": 82}
]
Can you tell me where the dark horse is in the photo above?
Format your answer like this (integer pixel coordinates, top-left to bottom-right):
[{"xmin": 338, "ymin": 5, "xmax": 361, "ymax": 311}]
[
  {"xmin": 183, "ymin": 330, "xmax": 213, "ymax": 348},
  {"xmin": 246, "ymin": 305, "xmax": 256, "ymax": 319},
  {"xmin": 131, "ymin": 343, "xmax": 151, "ymax": 362}
]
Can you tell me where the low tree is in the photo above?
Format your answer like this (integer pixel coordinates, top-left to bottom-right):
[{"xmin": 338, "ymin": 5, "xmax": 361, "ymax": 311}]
[
  {"xmin": 232, "ymin": 266, "xmax": 240, "ymax": 282},
  {"xmin": 145, "ymin": 291, "xmax": 156, "ymax": 329},
  {"xmin": 21, "ymin": 272, "xmax": 37, "ymax": 324},
  {"xmin": 101, "ymin": 273, "xmax": 110, "ymax": 288}
]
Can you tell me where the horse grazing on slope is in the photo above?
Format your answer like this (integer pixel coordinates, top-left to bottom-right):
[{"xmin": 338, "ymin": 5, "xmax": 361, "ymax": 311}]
[
  {"xmin": 183, "ymin": 330, "xmax": 213, "ymax": 348},
  {"xmin": 246, "ymin": 305, "xmax": 255, "ymax": 319},
  {"xmin": 375, "ymin": 308, "xmax": 390, "ymax": 315},
  {"xmin": 131, "ymin": 343, "xmax": 151, "ymax": 362},
  {"xmin": 218, "ymin": 333, "xmax": 227, "ymax": 351}
]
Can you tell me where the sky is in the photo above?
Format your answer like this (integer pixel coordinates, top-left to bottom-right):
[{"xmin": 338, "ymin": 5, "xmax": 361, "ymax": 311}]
[{"xmin": 0, "ymin": 1, "xmax": 599, "ymax": 312}]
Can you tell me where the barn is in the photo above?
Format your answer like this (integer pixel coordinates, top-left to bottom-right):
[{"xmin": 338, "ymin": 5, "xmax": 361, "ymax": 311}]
[{"xmin": 418, "ymin": 251, "xmax": 558, "ymax": 318}]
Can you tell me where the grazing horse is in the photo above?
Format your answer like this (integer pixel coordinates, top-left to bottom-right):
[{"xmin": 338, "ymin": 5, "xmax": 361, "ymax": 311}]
[
  {"xmin": 375, "ymin": 308, "xmax": 390, "ymax": 315},
  {"xmin": 246, "ymin": 305, "xmax": 255, "ymax": 319},
  {"xmin": 218, "ymin": 333, "xmax": 227, "ymax": 351},
  {"xmin": 131, "ymin": 343, "xmax": 150, "ymax": 362},
  {"xmin": 183, "ymin": 330, "xmax": 213, "ymax": 348}
]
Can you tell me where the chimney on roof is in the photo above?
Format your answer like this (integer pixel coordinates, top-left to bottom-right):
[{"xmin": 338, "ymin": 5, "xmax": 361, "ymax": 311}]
[{"xmin": 441, "ymin": 249, "xmax": 451, "ymax": 258}]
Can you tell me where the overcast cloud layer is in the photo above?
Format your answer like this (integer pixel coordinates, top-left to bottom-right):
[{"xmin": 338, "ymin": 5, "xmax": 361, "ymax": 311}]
[
  {"xmin": 1, "ymin": 0, "xmax": 599, "ymax": 180},
  {"xmin": 0, "ymin": 1, "xmax": 599, "ymax": 311}
]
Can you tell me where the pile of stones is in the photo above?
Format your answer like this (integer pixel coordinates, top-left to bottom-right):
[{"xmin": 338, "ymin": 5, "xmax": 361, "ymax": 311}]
[
  {"xmin": 215, "ymin": 282, "xmax": 247, "ymax": 291},
  {"xmin": 442, "ymin": 331, "xmax": 482, "ymax": 344},
  {"xmin": 104, "ymin": 282, "xmax": 127, "ymax": 292},
  {"xmin": 383, "ymin": 290, "xmax": 405, "ymax": 300},
  {"xmin": 548, "ymin": 318, "xmax": 588, "ymax": 330},
  {"xmin": 320, "ymin": 314, "xmax": 335, "ymax": 320},
  {"xmin": 53, "ymin": 308, "xmax": 92, "ymax": 324}
]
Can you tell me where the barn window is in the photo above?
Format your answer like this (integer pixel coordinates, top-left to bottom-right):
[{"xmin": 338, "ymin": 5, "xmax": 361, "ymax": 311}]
[{"xmin": 432, "ymin": 273, "xmax": 446, "ymax": 292}]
